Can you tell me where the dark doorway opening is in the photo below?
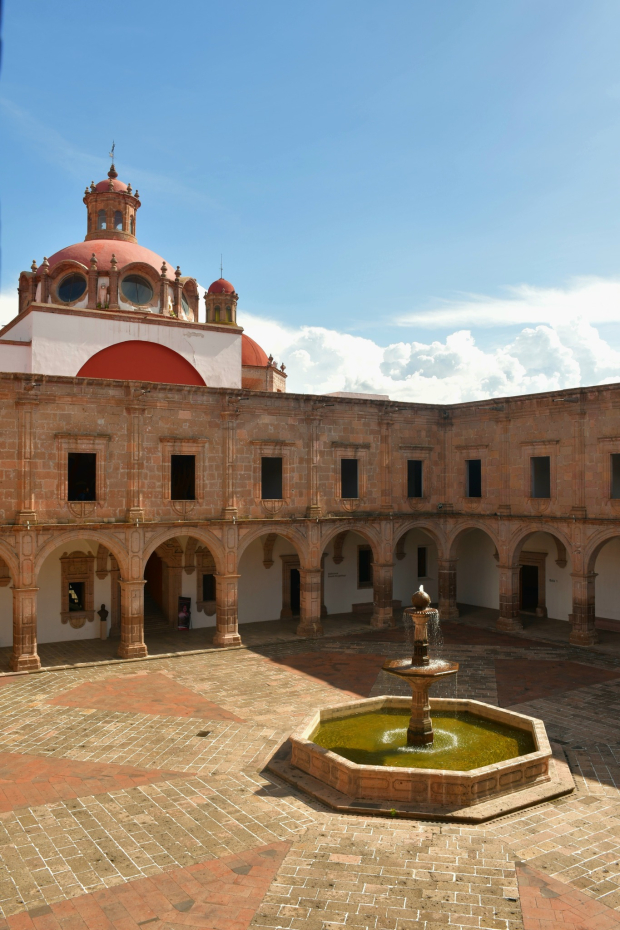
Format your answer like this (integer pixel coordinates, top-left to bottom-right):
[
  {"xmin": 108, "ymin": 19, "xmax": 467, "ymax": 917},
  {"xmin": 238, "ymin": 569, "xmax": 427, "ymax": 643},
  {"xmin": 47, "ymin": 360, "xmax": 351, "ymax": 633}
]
[
  {"xmin": 520, "ymin": 565, "xmax": 538, "ymax": 611},
  {"xmin": 144, "ymin": 552, "xmax": 163, "ymax": 608},
  {"xmin": 202, "ymin": 573, "xmax": 216, "ymax": 601},
  {"xmin": 290, "ymin": 568, "xmax": 301, "ymax": 615}
]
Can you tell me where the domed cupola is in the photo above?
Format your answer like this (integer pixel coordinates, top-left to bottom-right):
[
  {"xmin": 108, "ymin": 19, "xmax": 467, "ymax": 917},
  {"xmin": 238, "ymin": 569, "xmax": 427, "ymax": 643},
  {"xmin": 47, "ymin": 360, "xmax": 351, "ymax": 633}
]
[
  {"xmin": 83, "ymin": 163, "xmax": 141, "ymax": 244},
  {"xmin": 204, "ymin": 277, "xmax": 238, "ymax": 325}
]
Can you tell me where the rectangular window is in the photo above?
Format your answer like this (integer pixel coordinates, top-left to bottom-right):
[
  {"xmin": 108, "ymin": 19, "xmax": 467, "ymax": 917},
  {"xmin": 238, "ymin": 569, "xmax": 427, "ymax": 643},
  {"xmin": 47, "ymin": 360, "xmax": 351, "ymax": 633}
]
[
  {"xmin": 68, "ymin": 581, "xmax": 85, "ymax": 611},
  {"xmin": 358, "ymin": 546, "xmax": 373, "ymax": 587},
  {"xmin": 417, "ymin": 546, "xmax": 427, "ymax": 578},
  {"xmin": 531, "ymin": 456, "xmax": 551, "ymax": 499},
  {"xmin": 261, "ymin": 456, "xmax": 283, "ymax": 500},
  {"xmin": 466, "ymin": 459, "xmax": 482, "ymax": 498},
  {"xmin": 407, "ymin": 460, "xmax": 423, "ymax": 498},
  {"xmin": 202, "ymin": 573, "xmax": 216, "ymax": 601},
  {"xmin": 67, "ymin": 452, "xmax": 96, "ymax": 501},
  {"xmin": 171, "ymin": 454, "xmax": 196, "ymax": 500},
  {"xmin": 611, "ymin": 454, "xmax": 620, "ymax": 499},
  {"xmin": 341, "ymin": 458, "xmax": 359, "ymax": 498}
]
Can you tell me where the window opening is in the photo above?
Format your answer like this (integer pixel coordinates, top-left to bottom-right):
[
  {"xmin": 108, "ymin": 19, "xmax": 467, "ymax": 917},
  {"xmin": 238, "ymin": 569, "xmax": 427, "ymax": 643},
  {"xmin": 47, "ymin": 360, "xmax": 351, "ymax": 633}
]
[
  {"xmin": 407, "ymin": 459, "xmax": 423, "ymax": 498},
  {"xmin": 68, "ymin": 452, "xmax": 96, "ymax": 501},
  {"xmin": 121, "ymin": 274, "xmax": 153, "ymax": 305},
  {"xmin": 226, "ymin": 306, "xmax": 232, "ymax": 322},
  {"xmin": 58, "ymin": 273, "xmax": 87, "ymax": 303},
  {"xmin": 68, "ymin": 581, "xmax": 85, "ymax": 611},
  {"xmin": 214, "ymin": 306, "xmax": 220, "ymax": 322},
  {"xmin": 466, "ymin": 459, "xmax": 482, "ymax": 497},
  {"xmin": 358, "ymin": 546, "xmax": 373, "ymax": 587},
  {"xmin": 171, "ymin": 455, "xmax": 196, "ymax": 500},
  {"xmin": 202, "ymin": 573, "xmax": 216, "ymax": 601},
  {"xmin": 341, "ymin": 458, "xmax": 359, "ymax": 498},
  {"xmin": 531, "ymin": 456, "xmax": 551, "ymax": 498},
  {"xmin": 417, "ymin": 546, "xmax": 427, "ymax": 578},
  {"xmin": 181, "ymin": 293, "xmax": 190, "ymax": 317},
  {"xmin": 130, "ymin": 216, "xmax": 135, "ymax": 235},
  {"xmin": 611, "ymin": 454, "xmax": 620, "ymax": 499},
  {"xmin": 113, "ymin": 211, "xmax": 123, "ymax": 230},
  {"xmin": 97, "ymin": 210, "xmax": 106, "ymax": 230},
  {"xmin": 261, "ymin": 457, "xmax": 283, "ymax": 499}
]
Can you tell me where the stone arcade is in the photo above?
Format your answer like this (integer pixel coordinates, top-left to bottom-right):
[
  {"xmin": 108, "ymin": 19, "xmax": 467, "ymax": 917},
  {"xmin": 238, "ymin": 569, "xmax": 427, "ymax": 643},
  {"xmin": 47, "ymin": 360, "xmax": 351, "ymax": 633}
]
[{"xmin": 1, "ymin": 163, "xmax": 620, "ymax": 672}]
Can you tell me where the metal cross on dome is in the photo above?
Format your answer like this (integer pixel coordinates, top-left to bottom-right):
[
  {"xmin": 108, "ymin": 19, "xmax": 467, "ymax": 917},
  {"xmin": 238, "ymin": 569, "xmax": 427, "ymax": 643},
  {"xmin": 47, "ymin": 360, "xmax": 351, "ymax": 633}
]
[{"xmin": 109, "ymin": 141, "xmax": 115, "ymax": 162}]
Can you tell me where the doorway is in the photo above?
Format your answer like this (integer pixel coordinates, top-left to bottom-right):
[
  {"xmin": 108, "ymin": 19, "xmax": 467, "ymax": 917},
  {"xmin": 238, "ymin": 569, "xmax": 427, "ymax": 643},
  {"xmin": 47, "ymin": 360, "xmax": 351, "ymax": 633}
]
[{"xmin": 520, "ymin": 564, "xmax": 539, "ymax": 611}]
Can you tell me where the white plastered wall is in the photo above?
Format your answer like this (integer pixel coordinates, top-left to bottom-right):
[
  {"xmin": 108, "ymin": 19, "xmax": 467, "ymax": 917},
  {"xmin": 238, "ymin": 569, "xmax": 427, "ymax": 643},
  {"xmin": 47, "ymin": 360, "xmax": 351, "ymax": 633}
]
[
  {"xmin": 37, "ymin": 539, "xmax": 111, "ymax": 644},
  {"xmin": 519, "ymin": 531, "xmax": 571, "ymax": 622},
  {"xmin": 0, "ymin": 308, "xmax": 242, "ymax": 388},
  {"xmin": 456, "ymin": 529, "xmax": 499, "ymax": 610},
  {"xmin": 175, "ymin": 535, "xmax": 217, "ymax": 630},
  {"xmin": 393, "ymin": 530, "xmax": 438, "ymax": 606},
  {"xmin": 323, "ymin": 531, "xmax": 374, "ymax": 615},
  {"xmin": 593, "ymin": 537, "xmax": 620, "ymax": 621},
  {"xmin": 238, "ymin": 535, "xmax": 299, "ymax": 624}
]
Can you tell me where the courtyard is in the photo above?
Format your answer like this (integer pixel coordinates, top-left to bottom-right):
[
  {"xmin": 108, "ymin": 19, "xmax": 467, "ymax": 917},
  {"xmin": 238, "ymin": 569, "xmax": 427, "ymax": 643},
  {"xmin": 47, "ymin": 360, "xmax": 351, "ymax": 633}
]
[{"xmin": 0, "ymin": 613, "xmax": 615, "ymax": 928}]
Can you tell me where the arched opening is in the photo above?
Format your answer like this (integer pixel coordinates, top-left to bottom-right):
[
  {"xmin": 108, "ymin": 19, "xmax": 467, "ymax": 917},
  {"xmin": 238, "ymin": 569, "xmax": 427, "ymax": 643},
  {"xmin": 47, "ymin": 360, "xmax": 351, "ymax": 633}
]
[
  {"xmin": 454, "ymin": 528, "xmax": 499, "ymax": 617},
  {"xmin": 393, "ymin": 528, "xmax": 439, "ymax": 607},
  {"xmin": 130, "ymin": 216, "xmax": 135, "ymax": 235},
  {"xmin": 113, "ymin": 210, "xmax": 123, "ymax": 230},
  {"xmin": 321, "ymin": 529, "xmax": 379, "ymax": 619},
  {"xmin": 76, "ymin": 341, "xmax": 206, "ymax": 386},
  {"xmin": 591, "ymin": 536, "xmax": 620, "ymax": 633},
  {"xmin": 511, "ymin": 531, "xmax": 571, "ymax": 626},
  {"xmin": 143, "ymin": 535, "xmax": 218, "ymax": 636},
  {"xmin": 97, "ymin": 210, "xmax": 106, "ymax": 230},
  {"xmin": 238, "ymin": 533, "xmax": 304, "ymax": 624}
]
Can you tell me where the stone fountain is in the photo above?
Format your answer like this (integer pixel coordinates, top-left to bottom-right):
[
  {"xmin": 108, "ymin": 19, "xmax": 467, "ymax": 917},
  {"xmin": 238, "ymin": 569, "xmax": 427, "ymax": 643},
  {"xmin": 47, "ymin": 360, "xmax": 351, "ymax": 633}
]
[
  {"xmin": 268, "ymin": 584, "xmax": 574, "ymax": 822},
  {"xmin": 383, "ymin": 586, "xmax": 458, "ymax": 745}
]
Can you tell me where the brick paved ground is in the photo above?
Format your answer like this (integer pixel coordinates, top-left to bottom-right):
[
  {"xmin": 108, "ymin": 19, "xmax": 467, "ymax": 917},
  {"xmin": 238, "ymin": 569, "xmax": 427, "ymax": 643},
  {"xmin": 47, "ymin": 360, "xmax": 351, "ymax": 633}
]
[{"xmin": 0, "ymin": 617, "xmax": 616, "ymax": 928}]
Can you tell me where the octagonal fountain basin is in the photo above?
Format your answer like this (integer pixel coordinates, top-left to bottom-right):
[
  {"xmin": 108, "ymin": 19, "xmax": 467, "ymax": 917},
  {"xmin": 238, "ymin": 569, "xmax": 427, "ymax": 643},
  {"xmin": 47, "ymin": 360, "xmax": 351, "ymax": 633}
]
[{"xmin": 268, "ymin": 695, "xmax": 574, "ymax": 821}]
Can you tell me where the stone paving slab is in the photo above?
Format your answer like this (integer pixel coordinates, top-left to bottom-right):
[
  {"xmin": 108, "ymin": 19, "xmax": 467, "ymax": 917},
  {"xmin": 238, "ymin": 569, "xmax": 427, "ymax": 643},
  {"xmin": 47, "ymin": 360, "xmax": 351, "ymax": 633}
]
[
  {"xmin": 516, "ymin": 861, "xmax": 620, "ymax": 928},
  {"xmin": 494, "ymin": 659, "xmax": 620, "ymax": 707}
]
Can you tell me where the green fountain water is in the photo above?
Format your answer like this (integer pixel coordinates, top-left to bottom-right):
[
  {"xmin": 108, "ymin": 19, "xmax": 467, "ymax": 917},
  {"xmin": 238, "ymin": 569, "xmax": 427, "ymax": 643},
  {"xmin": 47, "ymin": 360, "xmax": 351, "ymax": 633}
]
[{"xmin": 311, "ymin": 708, "xmax": 535, "ymax": 771}]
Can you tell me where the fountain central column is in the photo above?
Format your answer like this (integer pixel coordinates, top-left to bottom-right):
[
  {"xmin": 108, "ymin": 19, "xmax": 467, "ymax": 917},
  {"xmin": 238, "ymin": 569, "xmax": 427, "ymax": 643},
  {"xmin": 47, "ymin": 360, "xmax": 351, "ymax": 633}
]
[{"xmin": 383, "ymin": 587, "xmax": 458, "ymax": 745}]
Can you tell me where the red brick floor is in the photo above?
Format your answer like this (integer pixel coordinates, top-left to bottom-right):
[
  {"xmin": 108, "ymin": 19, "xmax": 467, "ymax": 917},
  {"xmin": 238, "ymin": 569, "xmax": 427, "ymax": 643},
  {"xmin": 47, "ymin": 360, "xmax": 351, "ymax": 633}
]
[
  {"xmin": 517, "ymin": 863, "xmax": 620, "ymax": 929},
  {"xmin": 0, "ymin": 841, "xmax": 290, "ymax": 930},
  {"xmin": 0, "ymin": 752, "xmax": 180, "ymax": 813},
  {"xmin": 264, "ymin": 652, "xmax": 387, "ymax": 697},
  {"xmin": 495, "ymin": 658, "xmax": 620, "ymax": 706},
  {"xmin": 48, "ymin": 672, "xmax": 243, "ymax": 721}
]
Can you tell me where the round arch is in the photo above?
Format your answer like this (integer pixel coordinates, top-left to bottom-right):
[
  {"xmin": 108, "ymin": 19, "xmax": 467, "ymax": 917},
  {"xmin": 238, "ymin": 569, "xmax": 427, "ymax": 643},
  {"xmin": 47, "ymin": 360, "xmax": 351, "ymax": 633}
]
[
  {"xmin": 237, "ymin": 525, "xmax": 309, "ymax": 566},
  {"xmin": 0, "ymin": 539, "xmax": 20, "ymax": 585},
  {"xmin": 34, "ymin": 529, "xmax": 130, "ymax": 581},
  {"xmin": 318, "ymin": 522, "xmax": 383, "ymax": 564},
  {"xmin": 143, "ymin": 526, "xmax": 226, "ymax": 575},
  {"xmin": 507, "ymin": 524, "xmax": 572, "ymax": 569},
  {"xmin": 76, "ymin": 341, "xmax": 206, "ymax": 387},
  {"xmin": 447, "ymin": 521, "xmax": 501, "ymax": 560},
  {"xmin": 393, "ymin": 520, "xmax": 446, "ymax": 559}
]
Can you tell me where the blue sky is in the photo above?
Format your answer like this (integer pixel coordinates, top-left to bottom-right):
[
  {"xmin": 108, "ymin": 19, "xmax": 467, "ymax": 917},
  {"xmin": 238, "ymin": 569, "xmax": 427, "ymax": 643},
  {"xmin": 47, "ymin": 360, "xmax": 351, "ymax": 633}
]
[{"xmin": 2, "ymin": 1, "xmax": 620, "ymax": 401}]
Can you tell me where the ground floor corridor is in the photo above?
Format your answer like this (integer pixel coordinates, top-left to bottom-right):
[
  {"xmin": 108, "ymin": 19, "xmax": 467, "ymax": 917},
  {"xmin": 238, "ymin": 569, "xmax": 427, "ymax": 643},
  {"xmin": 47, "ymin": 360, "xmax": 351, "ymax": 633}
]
[{"xmin": 0, "ymin": 616, "xmax": 616, "ymax": 927}]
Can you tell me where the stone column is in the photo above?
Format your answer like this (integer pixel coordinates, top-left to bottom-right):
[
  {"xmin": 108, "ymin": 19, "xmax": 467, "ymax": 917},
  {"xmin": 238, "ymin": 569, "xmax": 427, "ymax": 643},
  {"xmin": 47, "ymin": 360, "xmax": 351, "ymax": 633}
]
[
  {"xmin": 109, "ymin": 558, "xmax": 121, "ymax": 636},
  {"xmin": 160, "ymin": 263, "xmax": 169, "ymax": 315},
  {"xmin": 221, "ymin": 407, "xmax": 238, "ymax": 519},
  {"xmin": 569, "ymin": 571, "xmax": 598, "ymax": 646},
  {"xmin": 214, "ymin": 573, "xmax": 241, "ymax": 646},
  {"xmin": 108, "ymin": 253, "xmax": 119, "ymax": 310},
  {"xmin": 10, "ymin": 586, "xmax": 40, "ymax": 671},
  {"xmin": 117, "ymin": 580, "xmax": 147, "ymax": 659},
  {"xmin": 379, "ymin": 414, "xmax": 393, "ymax": 512},
  {"xmin": 497, "ymin": 564, "xmax": 522, "ymax": 631},
  {"xmin": 87, "ymin": 253, "xmax": 98, "ymax": 309},
  {"xmin": 40, "ymin": 257, "xmax": 50, "ymax": 303},
  {"xmin": 173, "ymin": 266, "xmax": 182, "ymax": 317},
  {"xmin": 29, "ymin": 261, "xmax": 38, "ymax": 305},
  {"xmin": 306, "ymin": 415, "xmax": 321, "ymax": 518},
  {"xmin": 125, "ymin": 405, "xmax": 144, "ymax": 522},
  {"xmin": 371, "ymin": 562, "xmax": 394, "ymax": 629},
  {"xmin": 438, "ymin": 558, "xmax": 459, "ymax": 619},
  {"xmin": 297, "ymin": 568, "xmax": 323, "ymax": 637},
  {"xmin": 16, "ymin": 399, "xmax": 38, "ymax": 525},
  {"xmin": 570, "ymin": 406, "xmax": 587, "ymax": 518}
]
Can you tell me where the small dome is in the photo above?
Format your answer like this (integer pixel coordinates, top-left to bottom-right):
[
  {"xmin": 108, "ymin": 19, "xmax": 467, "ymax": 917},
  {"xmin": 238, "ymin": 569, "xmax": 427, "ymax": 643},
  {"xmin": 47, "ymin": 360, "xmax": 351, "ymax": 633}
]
[
  {"xmin": 242, "ymin": 334, "xmax": 269, "ymax": 368},
  {"xmin": 95, "ymin": 178, "xmax": 129, "ymax": 193},
  {"xmin": 208, "ymin": 277, "xmax": 236, "ymax": 295}
]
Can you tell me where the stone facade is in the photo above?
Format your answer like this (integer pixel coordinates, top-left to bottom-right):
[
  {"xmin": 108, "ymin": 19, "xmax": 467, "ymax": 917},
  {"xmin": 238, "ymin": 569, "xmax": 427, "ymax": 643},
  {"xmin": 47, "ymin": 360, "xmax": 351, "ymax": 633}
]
[{"xmin": 0, "ymin": 370, "xmax": 619, "ymax": 670}]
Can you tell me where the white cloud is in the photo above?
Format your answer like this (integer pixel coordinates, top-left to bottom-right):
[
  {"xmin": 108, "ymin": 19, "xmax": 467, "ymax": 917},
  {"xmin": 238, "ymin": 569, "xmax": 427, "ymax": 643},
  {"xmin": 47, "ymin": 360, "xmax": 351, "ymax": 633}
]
[
  {"xmin": 239, "ymin": 310, "xmax": 620, "ymax": 404},
  {"xmin": 398, "ymin": 276, "xmax": 620, "ymax": 329}
]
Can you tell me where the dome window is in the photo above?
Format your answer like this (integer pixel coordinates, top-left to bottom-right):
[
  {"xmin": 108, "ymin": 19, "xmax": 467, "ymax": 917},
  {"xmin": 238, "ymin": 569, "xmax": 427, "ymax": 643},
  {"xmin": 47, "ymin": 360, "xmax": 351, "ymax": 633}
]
[
  {"xmin": 214, "ymin": 305, "xmax": 220, "ymax": 322},
  {"xmin": 58, "ymin": 273, "xmax": 87, "ymax": 303},
  {"xmin": 114, "ymin": 211, "xmax": 123, "ymax": 231},
  {"xmin": 130, "ymin": 216, "xmax": 135, "ymax": 235},
  {"xmin": 121, "ymin": 274, "xmax": 154, "ymax": 306},
  {"xmin": 226, "ymin": 306, "xmax": 232, "ymax": 322},
  {"xmin": 181, "ymin": 293, "xmax": 190, "ymax": 317},
  {"xmin": 97, "ymin": 210, "xmax": 107, "ymax": 230}
]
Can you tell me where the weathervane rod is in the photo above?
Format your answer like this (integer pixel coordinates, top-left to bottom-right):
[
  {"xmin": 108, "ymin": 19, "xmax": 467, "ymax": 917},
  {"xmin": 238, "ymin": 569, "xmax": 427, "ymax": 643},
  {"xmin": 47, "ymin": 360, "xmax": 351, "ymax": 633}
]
[
  {"xmin": 220, "ymin": 254, "xmax": 223, "ymax": 279},
  {"xmin": 109, "ymin": 140, "xmax": 115, "ymax": 162}
]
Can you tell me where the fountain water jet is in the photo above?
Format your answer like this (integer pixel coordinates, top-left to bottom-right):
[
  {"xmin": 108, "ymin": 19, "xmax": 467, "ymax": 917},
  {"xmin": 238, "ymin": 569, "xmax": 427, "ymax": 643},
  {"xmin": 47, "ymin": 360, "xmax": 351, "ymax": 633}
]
[{"xmin": 383, "ymin": 586, "xmax": 458, "ymax": 745}]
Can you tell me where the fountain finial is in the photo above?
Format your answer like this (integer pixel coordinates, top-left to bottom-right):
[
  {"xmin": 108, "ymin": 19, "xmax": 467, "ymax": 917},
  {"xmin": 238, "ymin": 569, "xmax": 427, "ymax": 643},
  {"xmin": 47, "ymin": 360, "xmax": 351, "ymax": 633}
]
[{"xmin": 411, "ymin": 585, "xmax": 431, "ymax": 610}]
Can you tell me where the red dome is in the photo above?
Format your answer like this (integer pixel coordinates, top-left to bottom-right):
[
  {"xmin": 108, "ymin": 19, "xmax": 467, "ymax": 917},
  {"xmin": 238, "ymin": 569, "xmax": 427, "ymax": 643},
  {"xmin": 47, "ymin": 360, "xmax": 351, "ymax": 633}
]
[
  {"xmin": 77, "ymin": 341, "xmax": 206, "ymax": 386},
  {"xmin": 242, "ymin": 334, "xmax": 269, "ymax": 368},
  {"xmin": 95, "ymin": 178, "xmax": 129, "ymax": 193},
  {"xmin": 208, "ymin": 277, "xmax": 236, "ymax": 295},
  {"xmin": 40, "ymin": 240, "xmax": 175, "ymax": 280}
]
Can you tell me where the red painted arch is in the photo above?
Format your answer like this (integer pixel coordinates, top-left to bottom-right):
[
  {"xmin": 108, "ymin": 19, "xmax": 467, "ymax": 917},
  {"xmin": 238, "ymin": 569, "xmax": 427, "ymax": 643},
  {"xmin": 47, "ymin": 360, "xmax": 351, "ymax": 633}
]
[{"xmin": 76, "ymin": 340, "xmax": 206, "ymax": 386}]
